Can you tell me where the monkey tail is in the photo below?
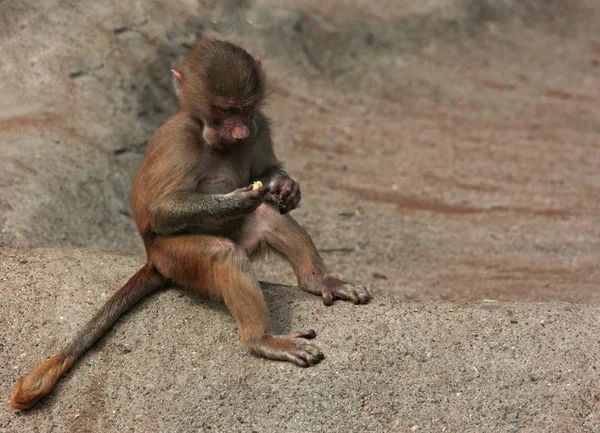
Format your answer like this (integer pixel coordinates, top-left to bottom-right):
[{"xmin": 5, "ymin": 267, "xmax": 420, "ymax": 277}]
[{"xmin": 11, "ymin": 264, "xmax": 166, "ymax": 410}]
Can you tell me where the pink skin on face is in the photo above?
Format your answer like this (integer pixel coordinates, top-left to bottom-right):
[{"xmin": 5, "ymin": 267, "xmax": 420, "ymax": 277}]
[
  {"xmin": 231, "ymin": 125, "xmax": 250, "ymax": 140},
  {"xmin": 203, "ymin": 113, "xmax": 257, "ymax": 148},
  {"xmin": 170, "ymin": 69, "xmax": 258, "ymax": 148},
  {"xmin": 203, "ymin": 126, "xmax": 220, "ymax": 146}
]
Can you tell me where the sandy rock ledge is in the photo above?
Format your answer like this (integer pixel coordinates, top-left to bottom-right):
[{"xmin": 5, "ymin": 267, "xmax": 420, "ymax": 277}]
[{"xmin": 0, "ymin": 247, "xmax": 598, "ymax": 432}]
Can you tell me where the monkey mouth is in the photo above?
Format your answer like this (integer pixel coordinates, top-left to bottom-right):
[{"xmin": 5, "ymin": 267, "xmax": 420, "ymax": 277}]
[{"xmin": 218, "ymin": 137, "xmax": 250, "ymax": 149}]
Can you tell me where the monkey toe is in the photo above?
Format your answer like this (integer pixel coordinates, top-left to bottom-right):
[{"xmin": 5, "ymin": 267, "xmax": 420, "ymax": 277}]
[
  {"xmin": 249, "ymin": 335, "xmax": 324, "ymax": 367},
  {"xmin": 343, "ymin": 283, "xmax": 371, "ymax": 305},
  {"xmin": 332, "ymin": 284, "xmax": 360, "ymax": 304},
  {"xmin": 319, "ymin": 279, "xmax": 372, "ymax": 305},
  {"xmin": 322, "ymin": 289, "xmax": 334, "ymax": 306},
  {"xmin": 289, "ymin": 340, "xmax": 324, "ymax": 367},
  {"xmin": 285, "ymin": 329, "xmax": 317, "ymax": 340},
  {"xmin": 355, "ymin": 285, "xmax": 372, "ymax": 304}
]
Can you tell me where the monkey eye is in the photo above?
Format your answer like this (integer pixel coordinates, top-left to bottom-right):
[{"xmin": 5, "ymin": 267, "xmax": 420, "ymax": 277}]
[{"xmin": 219, "ymin": 106, "xmax": 234, "ymax": 112}]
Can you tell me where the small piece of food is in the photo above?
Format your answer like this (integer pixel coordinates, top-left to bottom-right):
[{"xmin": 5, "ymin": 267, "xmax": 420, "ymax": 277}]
[{"xmin": 252, "ymin": 181, "xmax": 263, "ymax": 190}]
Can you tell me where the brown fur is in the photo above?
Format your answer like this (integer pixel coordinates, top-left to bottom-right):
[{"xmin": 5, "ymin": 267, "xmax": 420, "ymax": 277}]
[
  {"xmin": 12, "ymin": 39, "xmax": 369, "ymax": 410},
  {"xmin": 150, "ymin": 235, "xmax": 268, "ymax": 341},
  {"xmin": 11, "ymin": 265, "xmax": 165, "ymax": 410},
  {"xmin": 11, "ymin": 353, "xmax": 76, "ymax": 410}
]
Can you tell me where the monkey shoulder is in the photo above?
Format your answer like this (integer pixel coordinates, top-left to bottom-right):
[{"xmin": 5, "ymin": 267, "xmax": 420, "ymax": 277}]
[
  {"xmin": 152, "ymin": 113, "xmax": 203, "ymax": 149},
  {"xmin": 146, "ymin": 114, "xmax": 209, "ymax": 163},
  {"xmin": 138, "ymin": 114, "xmax": 211, "ymax": 194}
]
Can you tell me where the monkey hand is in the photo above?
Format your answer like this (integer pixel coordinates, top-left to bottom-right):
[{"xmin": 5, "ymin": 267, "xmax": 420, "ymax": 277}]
[
  {"xmin": 227, "ymin": 184, "xmax": 270, "ymax": 214},
  {"xmin": 267, "ymin": 178, "xmax": 301, "ymax": 214}
]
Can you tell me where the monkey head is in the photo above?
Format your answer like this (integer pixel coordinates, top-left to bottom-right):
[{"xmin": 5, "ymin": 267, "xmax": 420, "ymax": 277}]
[{"xmin": 171, "ymin": 39, "xmax": 267, "ymax": 150}]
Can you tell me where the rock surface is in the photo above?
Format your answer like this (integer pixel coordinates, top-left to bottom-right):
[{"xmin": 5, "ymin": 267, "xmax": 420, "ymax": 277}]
[{"xmin": 1, "ymin": 247, "xmax": 599, "ymax": 432}]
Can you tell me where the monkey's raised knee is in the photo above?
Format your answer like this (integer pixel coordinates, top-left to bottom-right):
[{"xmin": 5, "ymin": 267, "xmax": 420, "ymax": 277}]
[{"xmin": 250, "ymin": 202, "xmax": 299, "ymax": 234}]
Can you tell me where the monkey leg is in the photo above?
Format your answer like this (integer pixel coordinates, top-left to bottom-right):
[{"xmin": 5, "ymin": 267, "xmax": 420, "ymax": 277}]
[
  {"xmin": 11, "ymin": 264, "xmax": 165, "ymax": 410},
  {"xmin": 234, "ymin": 203, "xmax": 371, "ymax": 306},
  {"xmin": 150, "ymin": 235, "xmax": 323, "ymax": 367}
]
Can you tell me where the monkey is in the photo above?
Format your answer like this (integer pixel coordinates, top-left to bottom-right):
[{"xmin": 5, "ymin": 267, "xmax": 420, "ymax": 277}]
[{"xmin": 11, "ymin": 39, "xmax": 371, "ymax": 410}]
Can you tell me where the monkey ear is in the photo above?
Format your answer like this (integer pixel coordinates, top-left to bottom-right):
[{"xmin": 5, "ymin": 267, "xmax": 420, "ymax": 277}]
[
  {"xmin": 171, "ymin": 69, "xmax": 183, "ymax": 98},
  {"xmin": 171, "ymin": 69, "xmax": 183, "ymax": 81},
  {"xmin": 254, "ymin": 56, "xmax": 262, "ymax": 67}
]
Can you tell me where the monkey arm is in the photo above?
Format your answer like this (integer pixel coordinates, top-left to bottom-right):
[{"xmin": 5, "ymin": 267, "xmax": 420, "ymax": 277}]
[
  {"xmin": 251, "ymin": 114, "xmax": 292, "ymax": 187},
  {"xmin": 249, "ymin": 114, "xmax": 299, "ymax": 213},
  {"xmin": 148, "ymin": 192, "xmax": 250, "ymax": 236}
]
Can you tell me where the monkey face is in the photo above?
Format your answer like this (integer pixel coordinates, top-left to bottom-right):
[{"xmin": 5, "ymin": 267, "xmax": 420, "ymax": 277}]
[
  {"xmin": 172, "ymin": 39, "xmax": 267, "ymax": 149},
  {"xmin": 202, "ymin": 106, "xmax": 258, "ymax": 149}
]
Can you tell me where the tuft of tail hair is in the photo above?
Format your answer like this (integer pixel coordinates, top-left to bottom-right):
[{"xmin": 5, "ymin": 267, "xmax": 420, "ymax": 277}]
[{"xmin": 11, "ymin": 265, "xmax": 165, "ymax": 410}]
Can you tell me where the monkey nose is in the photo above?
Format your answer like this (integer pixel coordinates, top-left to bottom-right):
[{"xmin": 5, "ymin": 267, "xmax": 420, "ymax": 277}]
[{"xmin": 232, "ymin": 125, "xmax": 250, "ymax": 140}]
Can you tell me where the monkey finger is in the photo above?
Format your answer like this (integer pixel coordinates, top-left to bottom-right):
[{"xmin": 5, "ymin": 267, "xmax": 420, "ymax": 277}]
[
  {"xmin": 258, "ymin": 186, "xmax": 271, "ymax": 196},
  {"xmin": 294, "ymin": 186, "xmax": 301, "ymax": 203},
  {"xmin": 267, "ymin": 191, "xmax": 282, "ymax": 208},
  {"xmin": 248, "ymin": 188, "xmax": 270, "ymax": 201},
  {"xmin": 263, "ymin": 192, "xmax": 279, "ymax": 205},
  {"xmin": 228, "ymin": 185, "xmax": 253, "ymax": 197},
  {"xmin": 280, "ymin": 202, "xmax": 293, "ymax": 213},
  {"xmin": 285, "ymin": 184, "xmax": 301, "ymax": 207},
  {"xmin": 281, "ymin": 190, "xmax": 293, "ymax": 203},
  {"xmin": 278, "ymin": 184, "xmax": 292, "ymax": 200},
  {"xmin": 280, "ymin": 192, "xmax": 296, "ymax": 210},
  {"xmin": 288, "ymin": 191, "xmax": 301, "ymax": 211},
  {"xmin": 290, "ymin": 181, "xmax": 300, "ymax": 197},
  {"xmin": 292, "ymin": 197, "xmax": 301, "ymax": 211}
]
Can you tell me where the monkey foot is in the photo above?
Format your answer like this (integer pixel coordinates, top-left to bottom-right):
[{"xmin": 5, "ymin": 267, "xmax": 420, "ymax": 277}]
[
  {"xmin": 302, "ymin": 276, "xmax": 371, "ymax": 306},
  {"xmin": 248, "ymin": 330, "xmax": 323, "ymax": 367}
]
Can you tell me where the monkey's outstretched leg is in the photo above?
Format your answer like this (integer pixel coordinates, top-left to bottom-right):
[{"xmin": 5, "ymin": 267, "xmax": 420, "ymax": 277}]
[
  {"xmin": 11, "ymin": 265, "xmax": 165, "ymax": 410},
  {"xmin": 151, "ymin": 235, "xmax": 323, "ymax": 367},
  {"xmin": 236, "ymin": 204, "xmax": 371, "ymax": 306}
]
